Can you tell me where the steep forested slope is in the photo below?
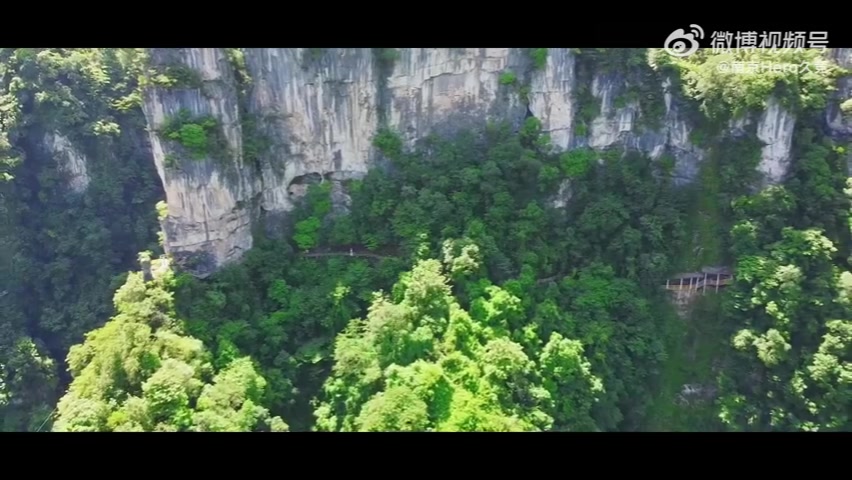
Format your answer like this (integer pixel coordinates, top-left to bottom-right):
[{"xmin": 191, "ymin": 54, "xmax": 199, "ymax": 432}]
[
  {"xmin": 0, "ymin": 48, "xmax": 849, "ymax": 432},
  {"xmin": 0, "ymin": 49, "xmax": 162, "ymax": 430}
]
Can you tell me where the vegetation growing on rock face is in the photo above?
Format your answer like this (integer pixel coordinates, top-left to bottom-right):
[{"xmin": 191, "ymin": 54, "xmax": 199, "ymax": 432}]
[
  {"xmin": 225, "ymin": 48, "xmax": 250, "ymax": 85},
  {"xmin": 1, "ymin": 47, "xmax": 851, "ymax": 433},
  {"xmin": 159, "ymin": 109, "xmax": 228, "ymax": 162},
  {"xmin": 650, "ymin": 48, "xmax": 844, "ymax": 121},
  {"xmin": 499, "ymin": 71, "xmax": 518, "ymax": 86},
  {"xmin": 841, "ymin": 98, "xmax": 852, "ymax": 116},
  {"xmin": 147, "ymin": 63, "xmax": 202, "ymax": 89},
  {"xmin": 373, "ymin": 48, "xmax": 400, "ymax": 70},
  {"xmin": 529, "ymin": 48, "xmax": 548, "ymax": 70},
  {"xmin": 573, "ymin": 49, "xmax": 667, "ymax": 132}
]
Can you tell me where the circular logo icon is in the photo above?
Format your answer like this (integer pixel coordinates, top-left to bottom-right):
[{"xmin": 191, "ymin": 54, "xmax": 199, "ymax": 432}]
[{"xmin": 664, "ymin": 25, "xmax": 704, "ymax": 57}]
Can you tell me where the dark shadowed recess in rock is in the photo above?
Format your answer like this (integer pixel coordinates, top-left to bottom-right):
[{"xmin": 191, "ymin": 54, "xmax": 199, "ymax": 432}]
[
  {"xmin": 287, "ymin": 172, "xmax": 324, "ymax": 195},
  {"xmin": 172, "ymin": 250, "xmax": 218, "ymax": 279}
]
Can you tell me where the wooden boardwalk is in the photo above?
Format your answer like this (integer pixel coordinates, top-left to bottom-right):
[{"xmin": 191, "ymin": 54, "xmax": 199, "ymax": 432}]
[
  {"xmin": 664, "ymin": 266, "xmax": 733, "ymax": 294},
  {"xmin": 664, "ymin": 266, "xmax": 732, "ymax": 313}
]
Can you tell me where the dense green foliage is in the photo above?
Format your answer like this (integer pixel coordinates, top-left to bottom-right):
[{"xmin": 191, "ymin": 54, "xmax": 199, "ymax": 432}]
[
  {"xmin": 314, "ymin": 255, "xmax": 602, "ymax": 431},
  {"xmin": 159, "ymin": 109, "xmax": 228, "ymax": 163},
  {"xmin": 650, "ymin": 48, "xmax": 842, "ymax": 122},
  {"xmin": 171, "ymin": 119, "xmax": 689, "ymax": 431},
  {"xmin": 52, "ymin": 258, "xmax": 287, "ymax": 432},
  {"xmin": 1, "ymin": 47, "xmax": 850, "ymax": 432},
  {"xmin": 0, "ymin": 48, "xmax": 162, "ymax": 431},
  {"xmin": 716, "ymin": 128, "xmax": 852, "ymax": 430}
]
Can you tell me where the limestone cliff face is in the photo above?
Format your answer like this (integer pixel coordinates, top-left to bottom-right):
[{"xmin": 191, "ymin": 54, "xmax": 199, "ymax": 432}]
[
  {"xmin": 827, "ymin": 49, "xmax": 852, "ymax": 179},
  {"xmin": 530, "ymin": 57, "xmax": 705, "ymax": 184},
  {"xmin": 43, "ymin": 132, "xmax": 91, "ymax": 193},
  {"xmin": 386, "ymin": 49, "xmax": 527, "ymax": 144},
  {"xmin": 143, "ymin": 48, "xmax": 533, "ymax": 276},
  {"xmin": 755, "ymin": 98, "xmax": 797, "ymax": 185},
  {"xmin": 141, "ymin": 48, "xmax": 846, "ymax": 276},
  {"xmin": 246, "ymin": 48, "xmax": 527, "ymax": 217},
  {"xmin": 527, "ymin": 51, "xmax": 798, "ymax": 187},
  {"xmin": 245, "ymin": 48, "xmax": 377, "ymax": 217},
  {"xmin": 141, "ymin": 48, "xmax": 253, "ymax": 274}
]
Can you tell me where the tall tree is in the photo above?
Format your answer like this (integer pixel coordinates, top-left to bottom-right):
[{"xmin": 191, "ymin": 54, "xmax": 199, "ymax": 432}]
[{"xmin": 52, "ymin": 256, "xmax": 288, "ymax": 432}]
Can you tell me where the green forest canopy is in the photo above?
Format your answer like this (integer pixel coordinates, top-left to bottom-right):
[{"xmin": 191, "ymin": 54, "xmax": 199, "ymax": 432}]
[{"xmin": 0, "ymin": 48, "xmax": 850, "ymax": 432}]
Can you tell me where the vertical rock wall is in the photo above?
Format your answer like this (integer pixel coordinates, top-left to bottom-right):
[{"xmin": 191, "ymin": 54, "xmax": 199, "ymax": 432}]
[
  {"xmin": 141, "ymin": 48, "xmax": 252, "ymax": 275},
  {"xmin": 141, "ymin": 48, "xmax": 833, "ymax": 275}
]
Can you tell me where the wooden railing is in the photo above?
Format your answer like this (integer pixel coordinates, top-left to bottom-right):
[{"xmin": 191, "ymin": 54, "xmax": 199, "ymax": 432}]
[{"xmin": 664, "ymin": 268, "xmax": 733, "ymax": 295}]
